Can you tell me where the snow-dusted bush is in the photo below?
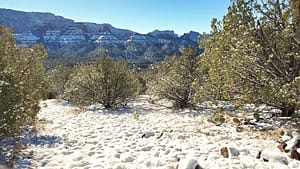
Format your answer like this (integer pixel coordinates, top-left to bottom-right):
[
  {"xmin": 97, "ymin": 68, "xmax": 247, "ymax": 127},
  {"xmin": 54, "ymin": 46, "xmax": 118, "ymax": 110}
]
[
  {"xmin": 0, "ymin": 25, "xmax": 48, "ymax": 138},
  {"xmin": 201, "ymin": 0, "xmax": 300, "ymax": 116},
  {"xmin": 149, "ymin": 46, "xmax": 203, "ymax": 108},
  {"xmin": 64, "ymin": 55, "xmax": 139, "ymax": 108},
  {"xmin": 47, "ymin": 65, "xmax": 74, "ymax": 98}
]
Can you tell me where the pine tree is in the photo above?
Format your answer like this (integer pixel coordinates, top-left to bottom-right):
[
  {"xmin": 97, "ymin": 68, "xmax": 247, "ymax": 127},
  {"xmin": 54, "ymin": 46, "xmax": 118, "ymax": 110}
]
[
  {"xmin": 202, "ymin": 0, "xmax": 300, "ymax": 116},
  {"xmin": 0, "ymin": 25, "xmax": 48, "ymax": 137}
]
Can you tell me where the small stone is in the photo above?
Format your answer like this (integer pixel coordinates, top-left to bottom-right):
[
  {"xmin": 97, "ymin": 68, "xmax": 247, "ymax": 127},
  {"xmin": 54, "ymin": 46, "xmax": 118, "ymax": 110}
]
[{"xmin": 141, "ymin": 146, "xmax": 152, "ymax": 151}]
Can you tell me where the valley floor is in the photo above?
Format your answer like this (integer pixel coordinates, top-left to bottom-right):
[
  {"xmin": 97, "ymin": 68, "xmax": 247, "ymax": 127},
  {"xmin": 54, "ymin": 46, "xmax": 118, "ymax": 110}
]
[{"xmin": 1, "ymin": 95, "xmax": 300, "ymax": 169}]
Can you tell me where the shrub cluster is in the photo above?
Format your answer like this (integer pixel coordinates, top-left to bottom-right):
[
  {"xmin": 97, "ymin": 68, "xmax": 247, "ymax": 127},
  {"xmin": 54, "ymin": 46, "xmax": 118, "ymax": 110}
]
[{"xmin": 0, "ymin": 26, "xmax": 48, "ymax": 137}]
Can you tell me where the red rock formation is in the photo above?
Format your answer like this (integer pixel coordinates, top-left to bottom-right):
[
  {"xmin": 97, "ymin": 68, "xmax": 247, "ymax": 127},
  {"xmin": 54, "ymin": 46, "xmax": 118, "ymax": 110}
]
[{"xmin": 290, "ymin": 149, "xmax": 300, "ymax": 160}]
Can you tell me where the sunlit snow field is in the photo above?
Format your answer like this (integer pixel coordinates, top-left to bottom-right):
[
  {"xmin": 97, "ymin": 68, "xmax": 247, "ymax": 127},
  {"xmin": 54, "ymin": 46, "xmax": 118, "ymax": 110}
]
[{"xmin": 1, "ymin": 95, "xmax": 300, "ymax": 169}]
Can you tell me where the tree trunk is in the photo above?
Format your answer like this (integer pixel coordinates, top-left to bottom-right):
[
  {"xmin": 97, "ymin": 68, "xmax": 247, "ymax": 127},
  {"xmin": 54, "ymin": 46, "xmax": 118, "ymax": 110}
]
[
  {"xmin": 174, "ymin": 99, "xmax": 191, "ymax": 109},
  {"xmin": 104, "ymin": 102, "xmax": 111, "ymax": 108},
  {"xmin": 280, "ymin": 104, "xmax": 296, "ymax": 117}
]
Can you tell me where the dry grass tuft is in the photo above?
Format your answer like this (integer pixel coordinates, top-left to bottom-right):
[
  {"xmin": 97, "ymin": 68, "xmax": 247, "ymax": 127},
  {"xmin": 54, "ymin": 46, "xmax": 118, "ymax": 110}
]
[{"xmin": 232, "ymin": 117, "xmax": 240, "ymax": 124}]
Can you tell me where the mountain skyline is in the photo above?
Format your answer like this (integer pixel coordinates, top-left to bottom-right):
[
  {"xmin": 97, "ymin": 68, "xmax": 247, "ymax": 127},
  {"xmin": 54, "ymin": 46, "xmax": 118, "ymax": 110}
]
[
  {"xmin": 0, "ymin": 8, "xmax": 202, "ymax": 68},
  {"xmin": 0, "ymin": 0, "xmax": 230, "ymax": 35},
  {"xmin": 0, "ymin": 8, "xmax": 201, "ymax": 36}
]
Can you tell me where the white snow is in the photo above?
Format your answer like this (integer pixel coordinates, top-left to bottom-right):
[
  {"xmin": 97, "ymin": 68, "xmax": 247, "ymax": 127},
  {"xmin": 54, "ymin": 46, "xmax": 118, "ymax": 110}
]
[
  {"xmin": 285, "ymin": 136, "xmax": 300, "ymax": 152},
  {"xmin": 6, "ymin": 96, "xmax": 300, "ymax": 169},
  {"xmin": 14, "ymin": 33, "xmax": 40, "ymax": 44},
  {"xmin": 87, "ymin": 32, "xmax": 122, "ymax": 44},
  {"xmin": 43, "ymin": 30, "xmax": 61, "ymax": 43},
  {"xmin": 177, "ymin": 158, "xmax": 200, "ymax": 169},
  {"xmin": 128, "ymin": 34, "xmax": 147, "ymax": 42},
  {"xmin": 258, "ymin": 149, "xmax": 289, "ymax": 165}
]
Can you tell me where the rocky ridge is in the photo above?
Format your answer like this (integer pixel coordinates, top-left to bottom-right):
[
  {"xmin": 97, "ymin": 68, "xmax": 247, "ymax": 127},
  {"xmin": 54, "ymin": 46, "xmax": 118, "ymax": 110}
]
[{"xmin": 0, "ymin": 8, "xmax": 203, "ymax": 67}]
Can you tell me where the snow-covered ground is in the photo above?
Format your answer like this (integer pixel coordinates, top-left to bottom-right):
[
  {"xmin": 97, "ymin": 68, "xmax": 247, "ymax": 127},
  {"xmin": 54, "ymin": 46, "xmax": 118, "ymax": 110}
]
[{"xmin": 1, "ymin": 96, "xmax": 300, "ymax": 169}]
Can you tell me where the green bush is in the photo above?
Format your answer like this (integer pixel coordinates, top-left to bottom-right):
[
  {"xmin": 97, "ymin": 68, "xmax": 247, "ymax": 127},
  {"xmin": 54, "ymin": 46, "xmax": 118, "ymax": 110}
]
[
  {"xmin": 64, "ymin": 55, "xmax": 139, "ymax": 108},
  {"xmin": 253, "ymin": 112, "xmax": 260, "ymax": 122},
  {"xmin": 47, "ymin": 65, "xmax": 74, "ymax": 99},
  {"xmin": 149, "ymin": 46, "xmax": 203, "ymax": 108},
  {"xmin": 201, "ymin": 0, "xmax": 300, "ymax": 116},
  {"xmin": 209, "ymin": 108, "xmax": 226, "ymax": 124},
  {"xmin": 0, "ymin": 25, "xmax": 48, "ymax": 138}
]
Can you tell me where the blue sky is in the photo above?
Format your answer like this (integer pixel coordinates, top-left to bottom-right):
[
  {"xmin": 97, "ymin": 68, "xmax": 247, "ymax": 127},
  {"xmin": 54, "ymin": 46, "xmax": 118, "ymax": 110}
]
[{"xmin": 0, "ymin": 0, "xmax": 230, "ymax": 35}]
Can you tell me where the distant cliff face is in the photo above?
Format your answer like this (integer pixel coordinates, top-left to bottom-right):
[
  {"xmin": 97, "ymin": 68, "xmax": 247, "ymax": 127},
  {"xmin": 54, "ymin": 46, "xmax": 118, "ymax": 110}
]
[{"xmin": 0, "ymin": 8, "xmax": 202, "ymax": 66}]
